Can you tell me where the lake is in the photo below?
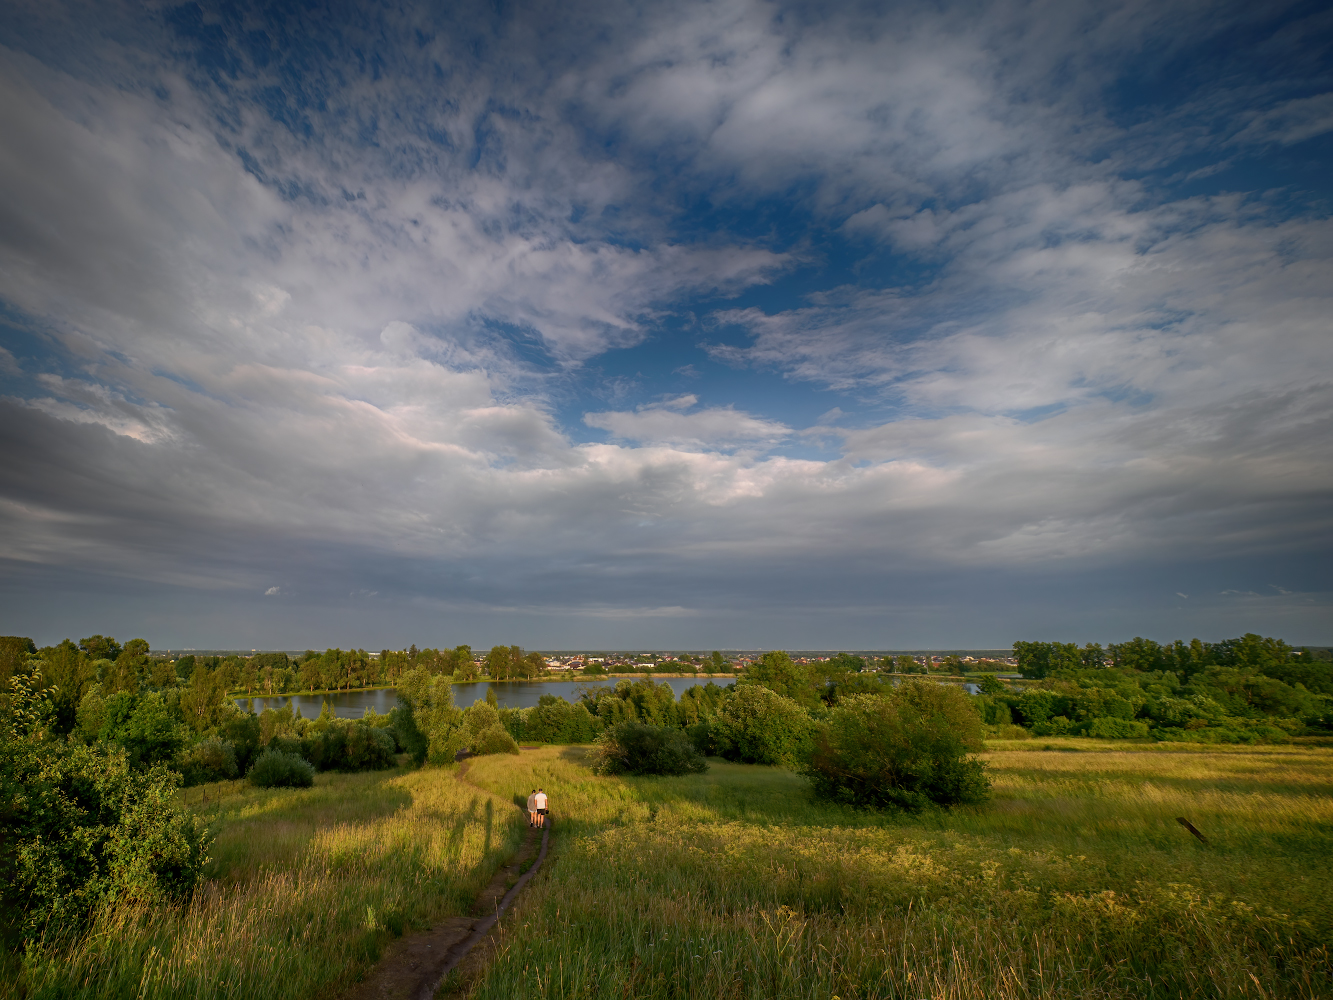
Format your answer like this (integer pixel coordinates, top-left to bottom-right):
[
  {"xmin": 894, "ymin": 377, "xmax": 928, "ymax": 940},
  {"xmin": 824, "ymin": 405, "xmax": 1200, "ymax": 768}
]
[{"xmin": 235, "ymin": 676, "xmax": 732, "ymax": 720}]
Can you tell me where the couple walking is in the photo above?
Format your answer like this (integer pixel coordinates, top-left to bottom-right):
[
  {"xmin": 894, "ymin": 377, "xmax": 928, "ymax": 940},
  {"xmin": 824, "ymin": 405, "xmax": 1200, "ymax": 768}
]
[{"xmin": 526, "ymin": 788, "xmax": 548, "ymax": 828}]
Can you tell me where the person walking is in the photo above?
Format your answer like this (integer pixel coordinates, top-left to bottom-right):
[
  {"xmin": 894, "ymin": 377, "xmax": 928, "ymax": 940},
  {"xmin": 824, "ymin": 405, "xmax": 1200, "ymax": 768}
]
[
  {"xmin": 526, "ymin": 788, "xmax": 538, "ymax": 828},
  {"xmin": 534, "ymin": 788, "xmax": 548, "ymax": 828}
]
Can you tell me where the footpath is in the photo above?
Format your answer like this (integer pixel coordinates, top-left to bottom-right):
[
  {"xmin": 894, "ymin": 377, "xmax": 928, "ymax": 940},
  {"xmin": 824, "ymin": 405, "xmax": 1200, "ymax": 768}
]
[{"xmin": 341, "ymin": 760, "xmax": 551, "ymax": 1000}]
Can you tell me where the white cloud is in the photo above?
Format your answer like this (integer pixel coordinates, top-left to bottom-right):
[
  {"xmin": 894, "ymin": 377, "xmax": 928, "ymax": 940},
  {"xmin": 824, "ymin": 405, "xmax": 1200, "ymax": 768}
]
[
  {"xmin": 0, "ymin": 1, "xmax": 1329, "ymax": 644},
  {"xmin": 584, "ymin": 404, "xmax": 789, "ymax": 448}
]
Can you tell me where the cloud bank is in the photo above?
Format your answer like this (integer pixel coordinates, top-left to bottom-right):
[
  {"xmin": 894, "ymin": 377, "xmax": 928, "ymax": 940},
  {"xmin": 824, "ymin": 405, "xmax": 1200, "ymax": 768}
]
[{"xmin": 0, "ymin": 0, "xmax": 1329, "ymax": 648}]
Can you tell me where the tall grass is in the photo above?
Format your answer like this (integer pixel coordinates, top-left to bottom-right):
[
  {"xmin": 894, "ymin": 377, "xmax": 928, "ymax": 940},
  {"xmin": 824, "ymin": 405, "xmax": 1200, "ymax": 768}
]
[
  {"xmin": 5, "ymin": 764, "xmax": 525, "ymax": 1000},
  {"xmin": 459, "ymin": 740, "xmax": 1333, "ymax": 999}
]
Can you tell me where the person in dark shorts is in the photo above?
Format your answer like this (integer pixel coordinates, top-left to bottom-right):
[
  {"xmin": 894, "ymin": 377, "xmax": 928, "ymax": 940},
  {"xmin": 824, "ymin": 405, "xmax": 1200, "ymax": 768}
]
[{"xmin": 534, "ymin": 788, "xmax": 548, "ymax": 827}]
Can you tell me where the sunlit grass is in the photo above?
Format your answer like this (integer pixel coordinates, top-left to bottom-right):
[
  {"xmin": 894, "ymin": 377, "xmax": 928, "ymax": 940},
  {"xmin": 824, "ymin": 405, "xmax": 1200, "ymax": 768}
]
[
  {"xmin": 458, "ymin": 741, "xmax": 1333, "ymax": 999},
  {"xmin": 6, "ymin": 764, "xmax": 525, "ymax": 1000}
]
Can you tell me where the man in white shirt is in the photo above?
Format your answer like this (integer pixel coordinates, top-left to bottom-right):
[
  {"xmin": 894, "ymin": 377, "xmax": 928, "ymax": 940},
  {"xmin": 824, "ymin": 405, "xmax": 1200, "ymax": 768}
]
[
  {"xmin": 526, "ymin": 789, "xmax": 537, "ymax": 828},
  {"xmin": 534, "ymin": 788, "xmax": 548, "ymax": 828}
]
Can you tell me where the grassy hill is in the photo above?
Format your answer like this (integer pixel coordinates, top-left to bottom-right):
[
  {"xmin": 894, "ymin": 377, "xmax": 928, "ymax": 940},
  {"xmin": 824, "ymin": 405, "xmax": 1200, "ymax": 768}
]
[
  {"xmin": 8, "ymin": 740, "xmax": 1331, "ymax": 999},
  {"xmin": 458, "ymin": 741, "xmax": 1333, "ymax": 1000}
]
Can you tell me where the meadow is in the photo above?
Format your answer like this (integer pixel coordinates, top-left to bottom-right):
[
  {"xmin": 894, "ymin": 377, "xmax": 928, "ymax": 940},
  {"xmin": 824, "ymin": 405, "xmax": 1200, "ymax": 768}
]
[
  {"xmin": 4, "ymin": 764, "xmax": 526, "ymax": 1000},
  {"xmin": 456, "ymin": 740, "xmax": 1333, "ymax": 1000},
  {"xmin": 5, "ymin": 739, "xmax": 1330, "ymax": 999}
]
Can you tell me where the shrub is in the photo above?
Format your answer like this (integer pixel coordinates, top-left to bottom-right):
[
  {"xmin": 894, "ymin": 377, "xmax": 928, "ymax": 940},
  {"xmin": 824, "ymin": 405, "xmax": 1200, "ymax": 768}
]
[
  {"xmin": 711, "ymin": 684, "xmax": 813, "ymax": 767},
  {"xmin": 589, "ymin": 721, "xmax": 708, "ymax": 776},
  {"xmin": 472, "ymin": 722, "xmax": 520, "ymax": 756},
  {"xmin": 297, "ymin": 718, "xmax": 398, "ymax": 772},
  {"xmin": 99, "ymin": 691, "xmax": 188, "ymax": 767},
  {"xmin": 803, "ymin": 683, "xmax": 989, "ymax": 811},
  {"xmin": 2, "ymin": 676, "xmax": 209, "ymax": 930},
  {"xmin": 342, "ymin": 721, "xmax": 397, "ymax": 770},
  {"xmin": 397, "ymin": 668, "xmax": 466, "ymax": 765},
  {"xmin": 247, "ymin": 748, "xmax": 315, "ymax": 788},
  {"xmin": 1086, "ymin": 716, "xmax": 1150, "ymax": 739},
  {"xmin": 178, "ymin": 737, "xmax": 239, "ymax": 785},
  {"xmin": 464, "ymin": 700, "xmax": 501, "ymax": 739}
]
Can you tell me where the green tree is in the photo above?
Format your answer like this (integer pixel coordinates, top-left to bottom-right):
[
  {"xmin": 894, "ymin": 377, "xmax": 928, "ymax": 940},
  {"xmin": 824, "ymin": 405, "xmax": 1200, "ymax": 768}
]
[
  {"xmin": 711, "ymin": 684, "xmax": 813, "ymax": 767},
  {"xmin": 485, "ymin": 645, "xmax": 514, "ymax": 679},
  {"xmin": 2, "ymin": 672, "xmax": 208, "ymax": 931},
  {"xmin": 0, "ymin": 635, "xmax": 37, "ymax": 690},
  {"xmin": 520, "ymin": 651, "xmax": 548, "ymax": 679},
  {"xmin": 174, "ymin": 654, "xmax": 196, "ymax": 682},
  {"xmin": 99, "ymin": 691, "xmax": 187, "ymax": 768},
  {"xmin": 1012, "ymin": 641, "xmax": 1082, "ymax": 679},
  {"xmin": 590, "ymin": 721, "xmax": 707, "ymax": 776},
  {"xmin": 1108, "ymin": 637, "xmax": 1166, "ymax": 672},
  {"xmin": 79, "ymin": 635, "xmax": 122, "ymax": 662},
  {"xmin": 36, "ymin": 639, "xmax": 94, "ymax": 735},
  {"xmin": 740, "ymin": 651, "xmax": 819, "ymax": 708},
  {"xmin": 397, "ymin": 668, "xmax": 464, "ymax": 764},
  {"xmin": 451, "ymin": 645, "xmax": 478, "ymax": 680},
  {"xmin": 179, "ymin": 662, "xmax": 230, "ymax": 733},
  {"xmin": 804, "ymin": 684, "xmax": 989, "ymax": 811}
]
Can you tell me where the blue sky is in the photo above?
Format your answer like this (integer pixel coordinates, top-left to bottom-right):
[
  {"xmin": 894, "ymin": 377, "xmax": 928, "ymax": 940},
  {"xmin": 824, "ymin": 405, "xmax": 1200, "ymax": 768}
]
[{"xmin": 1, "ymin": 0, "xmax": 1330, "ymax": 650}]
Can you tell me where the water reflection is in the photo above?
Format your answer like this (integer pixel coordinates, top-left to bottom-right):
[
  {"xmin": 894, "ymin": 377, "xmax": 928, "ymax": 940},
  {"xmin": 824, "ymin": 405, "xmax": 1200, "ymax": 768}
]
[{"xmin": 235, "ymin": 676, "xmax": 732, "ymax": 720}]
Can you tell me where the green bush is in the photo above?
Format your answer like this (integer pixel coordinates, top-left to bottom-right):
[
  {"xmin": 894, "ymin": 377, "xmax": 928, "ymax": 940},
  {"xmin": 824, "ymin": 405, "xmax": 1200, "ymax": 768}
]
[
  {"xmin": 471, "ymin": 722, "xmax": 520, "ymax": 755},
  {"xmin": 98, "ymin": 691, "xmax": 188, "ymax": 767},
  {"xmin": 711, "ymin": 683, "xmax": 813, "ymax": 767},
  {"xmin": 177, "ymin": 737, "xmax": 239, "ymax": 785},
  {"xmin": 463, "ymin": 700, "xmax": 501, "ymax": 741},
  {"xmin": 247, "ymin": 748, "xmax": 315, "ymax": 788},
  {"xmin": 296, "ymin": 718, "xmax": 397, "ymax": 772},
  {"xmin": 2, "ymin": 672, "xmax": 209, "ymax": 930},
  {"xmin": 1086, "ymin": 716, "xmax": 1150, "ymax": 739},
  {"xmin": 803, "ymin": 683, "xmax": 989, "ymax": 811},
  {"xmin": 589, "ymin": 721, "xmax": 708, "ymax": 776}
]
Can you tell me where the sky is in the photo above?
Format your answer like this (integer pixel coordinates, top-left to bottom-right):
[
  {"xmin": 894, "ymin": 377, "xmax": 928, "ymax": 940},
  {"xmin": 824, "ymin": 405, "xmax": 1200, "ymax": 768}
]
[{"xmin": 0, "ymin": 0, "xmax": 1330, "ymax": 651}]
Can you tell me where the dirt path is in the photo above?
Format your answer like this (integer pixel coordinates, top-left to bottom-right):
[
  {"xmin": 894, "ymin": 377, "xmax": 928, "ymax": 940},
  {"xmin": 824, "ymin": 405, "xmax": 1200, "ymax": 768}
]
[{"xmin": 342, "ymin": 761, "xmax": 551, "ymax": 1000}]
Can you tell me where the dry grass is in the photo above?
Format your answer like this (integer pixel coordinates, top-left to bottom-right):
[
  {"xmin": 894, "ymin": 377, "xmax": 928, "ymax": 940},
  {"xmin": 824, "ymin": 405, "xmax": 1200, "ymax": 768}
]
[
  {"xmin": 456, "ymin": 740, "xmax": 1333, "ymax": 999},
  {"xmin": 7, "ymin": 764, "xmax": 525, "ymax": 1000}
]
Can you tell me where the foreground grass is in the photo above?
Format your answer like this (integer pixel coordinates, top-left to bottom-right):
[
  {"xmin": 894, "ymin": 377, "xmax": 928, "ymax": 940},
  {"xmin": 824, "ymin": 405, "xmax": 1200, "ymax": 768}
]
[
  {"xmin": 5, "ymin": 763, "xmax": 525, "ymax": 1000},
  {"xmin": 459, "ymin": 740, "xmax": 1333, "ymax": 999}
]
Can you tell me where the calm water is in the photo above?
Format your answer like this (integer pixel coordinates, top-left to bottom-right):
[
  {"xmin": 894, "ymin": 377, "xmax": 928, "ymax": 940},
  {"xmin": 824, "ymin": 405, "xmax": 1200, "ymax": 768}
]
[{"xmin": 235, "ymin": 676, "xmax": 731, "ymax": 720}]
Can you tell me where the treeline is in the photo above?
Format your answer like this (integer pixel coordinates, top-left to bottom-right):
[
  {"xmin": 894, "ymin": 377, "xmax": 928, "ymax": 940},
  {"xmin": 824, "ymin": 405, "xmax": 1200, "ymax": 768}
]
[
  {"xmin": 95, "ymin": 643, "xmax": 555, "ymax": 698},
  {"xmin": 996, "ymin": 633, "xmax": 1332, "ymax": 742}
]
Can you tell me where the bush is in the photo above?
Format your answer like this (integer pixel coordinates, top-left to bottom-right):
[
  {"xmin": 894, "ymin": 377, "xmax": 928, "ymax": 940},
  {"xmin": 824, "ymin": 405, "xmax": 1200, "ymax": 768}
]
[
  {"xmin": 472, "ymin": 722, "xmax": 520, "ymax": 755},
  {"xmin": 178, "ymin": 737, "xmax": 239, "ymax": 786},
  {"xmin": 464, "ymin": 700, "xmax": 501, "ymax": 740},
  {"xmin": 711, "ymin": 684, "xmax": 813, "ymax": 767},
  {"xmin": 3, "ymin": 679, "xmax": 209, "ymax": 931},
  {"xmin": 342, "ymin": 722, "xmax": 397, "ymax": 770},
  {"xmin": 1086, "ymin": 716, "xmax": 1150, "ymax": 739},
  {"xmin": 803, "ymin": 683, "xmax": 989, "ymax": 811},
  {"xmin": 298, "ymin": 718, "xmax": 398, "ymax": 772},
  {"xmin": 247, "ymin": 748, "xmax": 315, "ymax": 788},
  {"xmin": 589, "ymin": 721, "xmax": 708, "ymax": 776}
]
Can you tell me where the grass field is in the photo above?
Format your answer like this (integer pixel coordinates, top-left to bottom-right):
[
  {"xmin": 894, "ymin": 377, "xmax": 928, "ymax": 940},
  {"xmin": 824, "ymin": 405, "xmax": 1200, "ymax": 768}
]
[
  {"xmin": 5, "ymin": 764, "xmax": 526, "ymax": 1000},
  {"xmin": 457, "ymin": 739, "xmax": 1333, "ymax": 1000}
]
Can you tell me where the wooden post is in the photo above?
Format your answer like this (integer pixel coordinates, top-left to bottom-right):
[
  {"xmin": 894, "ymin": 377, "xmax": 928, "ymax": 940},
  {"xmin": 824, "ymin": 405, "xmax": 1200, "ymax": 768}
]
[{"xmin": 1176, "ymin": 816, "xmax": 1207, "ymax": 844}]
